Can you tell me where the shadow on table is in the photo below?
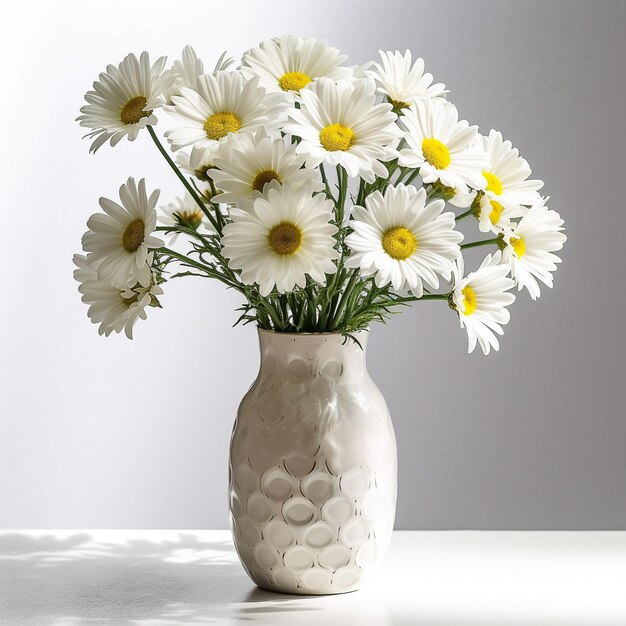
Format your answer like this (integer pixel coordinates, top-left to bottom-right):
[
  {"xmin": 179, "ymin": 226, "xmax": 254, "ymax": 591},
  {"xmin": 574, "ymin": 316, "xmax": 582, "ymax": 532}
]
[{"xmin": 0, "ymin": 532, "xmax": 319, "ymax": 624}]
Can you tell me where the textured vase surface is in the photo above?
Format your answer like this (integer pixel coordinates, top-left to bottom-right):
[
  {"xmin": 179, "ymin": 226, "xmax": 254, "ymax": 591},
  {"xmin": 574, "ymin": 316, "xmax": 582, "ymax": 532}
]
[{"xmin": 229, "ymin": 329, "xmax": 397, "ymax": 595}]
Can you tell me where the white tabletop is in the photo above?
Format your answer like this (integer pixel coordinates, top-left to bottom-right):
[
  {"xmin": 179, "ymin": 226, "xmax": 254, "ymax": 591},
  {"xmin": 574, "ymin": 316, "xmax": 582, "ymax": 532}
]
[{"xmin": 1, "ymin": 530, "xmax": 625, "ymax": 625}]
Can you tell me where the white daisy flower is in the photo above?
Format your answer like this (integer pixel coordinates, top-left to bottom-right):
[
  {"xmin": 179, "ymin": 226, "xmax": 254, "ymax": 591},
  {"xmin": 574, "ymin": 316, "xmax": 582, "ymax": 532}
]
[
  {"xmin": 449, "ymin": 185, "xmax": 477, "ymax": 208},
  {"xmin": 165, "ymin": 71, "xmax": 286, "ymax": 152},
  {"xmin": 221, "ymin": 183, "xmax": 339, "ymax": 296},
  {"xmin": 501, "ymin": 199, "xmax": 566, "ymax": 300},
  {"xmin": 345, "ymin": 184, "xmax": 463, "ymax": 295},
  {"xmin": 168, "ymin": 46, "xmax": 236, "ymax": 99},
  {"xmin": 73, "ymin": 254, "xmax": 163, "ymax": 340},
  {"xmin": 174, "ymin": 148, "xmax": 218, "ymax": 206},
  {"xmin": 425, "ymin": 180, "xmax": 477, "ymax": 208},
  {"xmin": 451, "ymin": 251, "xmax": 516, "ymax": 355},
  {"xmin": 349, "ymin": 61, "xmax": 375, "ymax": 82},
  {"xmin": 171, "ymin": 45, "xmax": 204, "ymax": 94},
  {"xmin": 399, "ymin": 99, "xmax": 488, "ymax": 190},
  {"xmin": 368, "ymin": 50, "xmax": 446, "ymax": 109},
  {"xmin": 173, "ymin": 150, "xmax": 215, "ymax": 203},
  {"xmin": 284, "ymin": 78, "xmax": 402, "ymax": 183},
  {"xmin": 475, "ymin": 191, "xmax": 527, "ymax": 234},
  {"xmin": 175, "ymin": 146, "xmax": 219, "ymax": 186},
  {"xmin": 211, "ymin": 129, "xmax": 322, "ymax": 207},
  {"xmin": 77, "ymin": 52, "xmax": 175, "ymax": 153},
  {"xmin": 478, "ymin": 129, "xmax": 544, "ymax": 207},
  {"xmin": 212, "ymin": 50, "xmax": 237, "ymax": 74},
  {"xmin": 159, "ymin": 192, "xmax": 216, "ymax": 243},
  {"xmin": 82, "ymin": 177, "xmax": 164, "ymax": 288},
  {"xmin": 241, "ymin": 35, "xmax": 352, "ymax": 100}
]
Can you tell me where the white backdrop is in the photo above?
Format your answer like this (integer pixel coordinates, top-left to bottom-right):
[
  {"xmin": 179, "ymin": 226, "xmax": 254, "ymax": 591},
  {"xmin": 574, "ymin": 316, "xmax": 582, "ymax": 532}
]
[{"xmin": 1, "ymin": 0, "xmax": 625, "ymax": 529}]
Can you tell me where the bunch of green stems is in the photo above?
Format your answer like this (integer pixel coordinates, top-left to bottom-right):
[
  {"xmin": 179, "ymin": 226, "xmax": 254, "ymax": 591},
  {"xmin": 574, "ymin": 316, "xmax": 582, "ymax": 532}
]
[{"xmin": 148, "ymin": 126, "xmax": 499, "ymax": 336}]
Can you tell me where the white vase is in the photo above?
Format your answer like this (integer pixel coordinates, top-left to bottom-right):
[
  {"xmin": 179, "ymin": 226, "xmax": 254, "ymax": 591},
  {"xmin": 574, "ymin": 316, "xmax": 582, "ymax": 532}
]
[{"xmin": 229, "ymin": 329, "xmax": 397, "ymax": 595}]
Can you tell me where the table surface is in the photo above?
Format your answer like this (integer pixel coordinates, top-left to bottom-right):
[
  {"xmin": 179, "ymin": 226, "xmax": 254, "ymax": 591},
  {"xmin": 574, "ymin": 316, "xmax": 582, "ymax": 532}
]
[{"xmin": 1, "ymin": 530, "xmax": 625, "ymax": 625}]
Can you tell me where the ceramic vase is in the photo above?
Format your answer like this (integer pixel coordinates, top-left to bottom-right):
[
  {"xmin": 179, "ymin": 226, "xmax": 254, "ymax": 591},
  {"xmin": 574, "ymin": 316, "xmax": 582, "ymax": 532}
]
[{"xmin": 229, "ymin": 329, "xmax": 397, "ymax": 595}]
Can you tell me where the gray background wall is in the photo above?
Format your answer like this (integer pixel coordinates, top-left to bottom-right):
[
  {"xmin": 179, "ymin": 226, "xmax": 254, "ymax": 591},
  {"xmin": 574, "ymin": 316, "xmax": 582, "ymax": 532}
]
[{"xmin": 1, "ymin": 0, "xmax": 625, "ymax": 529}]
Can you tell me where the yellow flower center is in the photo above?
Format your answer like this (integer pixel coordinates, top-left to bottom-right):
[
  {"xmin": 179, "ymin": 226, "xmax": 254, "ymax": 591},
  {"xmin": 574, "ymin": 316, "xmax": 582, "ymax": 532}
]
[
  {"xmin": 319, "ymin": 123, "xmax": 355, "ymax": 152},
  {"xmin": 120, "ymin": 96, "xmax": 150, "ymax": 125},
  {"xmin": 510, "ymin": 236, "xmax": 526, "ymax": 257},
  {"xmin": 252, "ymin": 169, "xmax": 282, "ymax": 193},
  {"xmin": 422, "ymin": 138, "xmax": 451, "ymax": 170},
  {"xmin": 382, "ymin": 227, "xmax": 417, "ymax": 260},
  {"xmin": 122, "ymin": 219, "xmax": 145, "ymax": 252},
  {"xmin": 174, "ymin": 210, "xmax": 203, "ymax": 230},
  {"xmin": 268, "ymin": 221, "xmax": 302, "ymax": 256},
  {"xmin": 483, "ymin": 171, "xmax": 503, "ymax": 195},
  {"xmin": 489, "ymin": 200, "xmax": 505, "ymax": 225},
  {"xmin": 278, "ymin": 71, "xmax": 312, "ymax": 92},
  {"xmin": 461, "ymin": 285, "xmax": 477, "ymax": 316},
  {"xmin": 204, "ymin": 112, "xmax": 242, "ymax": 140}
]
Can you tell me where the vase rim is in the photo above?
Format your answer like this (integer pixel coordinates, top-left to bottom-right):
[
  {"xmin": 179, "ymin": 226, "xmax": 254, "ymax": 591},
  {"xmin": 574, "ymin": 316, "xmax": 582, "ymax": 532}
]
[{"xmin": 257, "ymin": 327, "xmax": 369, "ymax": 337}]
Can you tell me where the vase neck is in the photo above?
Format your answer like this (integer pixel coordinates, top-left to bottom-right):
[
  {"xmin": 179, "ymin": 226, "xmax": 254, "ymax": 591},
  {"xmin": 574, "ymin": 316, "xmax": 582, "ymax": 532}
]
[{"xmin": 256, "ymin": 330, "xmax": 369, "ymax": 377}]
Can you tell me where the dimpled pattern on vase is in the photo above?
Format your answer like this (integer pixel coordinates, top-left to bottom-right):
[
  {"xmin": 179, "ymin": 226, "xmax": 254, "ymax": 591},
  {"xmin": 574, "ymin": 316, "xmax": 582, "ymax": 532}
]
[{"xmin": 229, "ymin": 330, "xmax": 397, "ymax": 595}]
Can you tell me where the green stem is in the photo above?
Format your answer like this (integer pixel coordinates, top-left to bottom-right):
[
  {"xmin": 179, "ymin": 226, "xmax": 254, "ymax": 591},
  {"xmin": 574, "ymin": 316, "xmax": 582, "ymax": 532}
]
[
  {"xmin": 394, "ymin": 167, "xmax": 411, "ymax": 185},
  {"xmin": 418, "ymin": 293, "xmax": 449, "ymax": 300},
  {"xmin": 155, "ymin": 225, "xmax": 222, "ymax": 261},
  {"xmin": 386, "ymin": 161, "xmax": 398, "ymax": 184},
  {"xmin": 319, "ymin": 163, "xmax": 335, "ymax": 203},
  {"xmin": 158, "ymin": 246, "xmax": 212, "ymax": 274},
  {"xmin": 356, "ymin": 178, "xmax": 367, "ymax": 206},
  {"xmin": 456, "ymin": 208, "xmax": 474, "ymax": 221},
  {"xmin": 322, "ymin": 268, "xmax": 346, "ymax": 330},
  {"xmin": 330, "ymin": 269, "xmax": 360, "ymax": 330},
  {"xmin": 336, "ymin": 165, "xmax": 348, "ymax": 229},
  {"xmin": 461, "ymin": 238, "xmax": 499, "ymax": 250},
  {"xmin": 147, "ymin": 126, "xmax": 221, "ymax": 234},
  {"xmin": 158, "ymin": 246, "xmax": 245, "ymax": 292},
  {"xmin": 404, "ymin": 169, "xmax": 421, "ymax": 186},
  {"xmin": 265, "ymin": 297, "xmax": 287, "ymax": 330}
]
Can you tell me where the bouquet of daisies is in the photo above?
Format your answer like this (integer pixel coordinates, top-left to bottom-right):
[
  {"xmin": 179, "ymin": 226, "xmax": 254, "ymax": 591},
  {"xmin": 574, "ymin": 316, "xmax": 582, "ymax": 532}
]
[{"xmin": 74, "ymin": 36, "xmax": 566, "ymax": 354}]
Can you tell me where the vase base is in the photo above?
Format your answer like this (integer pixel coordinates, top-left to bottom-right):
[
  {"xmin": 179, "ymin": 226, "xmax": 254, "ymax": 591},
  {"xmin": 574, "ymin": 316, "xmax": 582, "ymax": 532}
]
[{"xmin": 254, "ymin": 580, "xmax": 361, "ymax": 596}]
